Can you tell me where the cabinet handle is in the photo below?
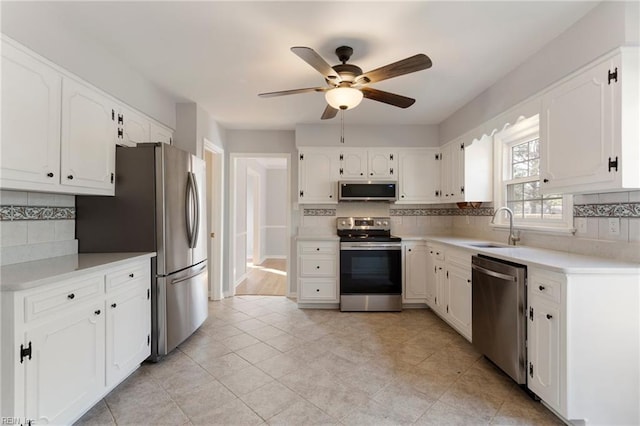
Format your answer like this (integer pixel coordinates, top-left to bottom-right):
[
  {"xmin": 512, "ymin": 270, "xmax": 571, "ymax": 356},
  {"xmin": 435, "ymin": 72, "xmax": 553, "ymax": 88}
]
[
  {"xmin": 67, "ymin": 174, "xmax": 74, "ymax": 180},
  {"xmin": 408, "ymin": 249, "xmax": 412, "ymax": 252},
  {"xmin": 539, "ymin": 285, "xmax": 545, "ymax": 291},
  {"xmin": 430, "ymin": 251, "xmax": 433, "ymax": 254},
  {"xmin": 467, "ymin": 279, "xmax": 471, "ymax": 283},
  {"xmin": 316, "ymin": 289, "xmax": 320, "ymax": 292},
  {"xmin": 436, "ymin": 252, "xmax": 440, "ymax": 255},
  {"xmin": 47, "ymin": 172, "xmax": 54, "ymax": 178},
  {"xmin": 129, "ymin": 273, "xmax": 135, "ymax": 278},
  {"xmin": 370, "ymin": 173, "xmax": 373, "ymax": 176},
  {"xmin": 329, "ymin": 195, "xmax": 333, "ymax": 198},
  {"xmin": 94, "ymin": 309, "xmax": 101, "ymax": 315},
  {"xmin": 438, "ymin": 267, "xmax": 442, "ymax": 270},
  {"xmin": 316, "ymin": 248, "xmax": 320, "ymax": 251},
  {"xmin": 543, "ymin": 178, "xmax": 549, "ymax": 183},
  {"xmin": 401, "ymin": 194, "xmax": 405, "ymax": 198},
  {"xmin": 360, "ymin": 172, "xmax": 364, "ymax": 176},
  {"xmin": 546, "ymin": 314, "xmax": 553, "ymax": 320},
  {"xmin": 111, "ymin": 303, "xmax": 117, "ymax": 308},
  {"xmin": 67, "ymin": 293, "xmax": 75, "ymax": 300},
  {"xmin": 316, "ymin": 265, "xmax": 320, "ymax": 269}
]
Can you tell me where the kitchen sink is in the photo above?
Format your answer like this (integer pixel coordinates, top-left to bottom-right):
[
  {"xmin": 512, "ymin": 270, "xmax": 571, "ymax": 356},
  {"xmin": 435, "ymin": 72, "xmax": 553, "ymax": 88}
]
[{"xmin": 469, "ymin": 243, "xmax": 511, "ymax": 248}]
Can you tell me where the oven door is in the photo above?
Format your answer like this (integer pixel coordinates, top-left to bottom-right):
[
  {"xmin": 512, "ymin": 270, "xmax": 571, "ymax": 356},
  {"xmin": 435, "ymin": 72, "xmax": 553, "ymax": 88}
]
[{"xmin": 340, "ymin": 242, "xmax": 402, "ymax": 294}]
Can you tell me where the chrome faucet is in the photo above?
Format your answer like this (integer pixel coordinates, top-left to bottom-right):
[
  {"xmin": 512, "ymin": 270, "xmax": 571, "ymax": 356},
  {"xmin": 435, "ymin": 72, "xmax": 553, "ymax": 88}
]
[{"xmin": 491, "ymin": 207, "xmax": 520, "ymax": 246}]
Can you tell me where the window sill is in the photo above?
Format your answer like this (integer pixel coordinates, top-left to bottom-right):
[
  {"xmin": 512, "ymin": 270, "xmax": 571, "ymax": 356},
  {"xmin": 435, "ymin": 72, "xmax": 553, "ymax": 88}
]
[{"xmin": 490, "ymin": 222, "xmax": 576, "ymax": 236}]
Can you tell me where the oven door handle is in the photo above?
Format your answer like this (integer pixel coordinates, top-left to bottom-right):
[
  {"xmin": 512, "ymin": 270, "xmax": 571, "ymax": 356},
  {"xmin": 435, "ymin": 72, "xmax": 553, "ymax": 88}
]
[{"xmin": 341, "ymin": 245, "xmax": 401, "ymax": 251}]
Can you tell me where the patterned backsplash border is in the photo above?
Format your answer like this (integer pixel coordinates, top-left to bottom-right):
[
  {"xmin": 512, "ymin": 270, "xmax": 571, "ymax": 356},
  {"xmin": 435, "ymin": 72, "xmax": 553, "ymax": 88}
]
[
  {"xmin": 573, "ymin": 202, "xmax": 640, "ymax": 218},
  {"xmin": 0, "ymin": 206, "xmax": 76, "ymax": 221},
  {"xmin": 303, "ymin": 208, "xmax": 337, "ymax": 216},
  {"xmin": 390, "ymin": 207, "xmax": 495, "ymax": 217}
]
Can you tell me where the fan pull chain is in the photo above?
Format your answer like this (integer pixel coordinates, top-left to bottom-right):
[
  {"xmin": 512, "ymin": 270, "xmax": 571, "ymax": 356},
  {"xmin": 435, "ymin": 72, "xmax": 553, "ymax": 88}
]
[{"xmin": 340, "ymin": 110, "xmax": 345, "ymax": 144}]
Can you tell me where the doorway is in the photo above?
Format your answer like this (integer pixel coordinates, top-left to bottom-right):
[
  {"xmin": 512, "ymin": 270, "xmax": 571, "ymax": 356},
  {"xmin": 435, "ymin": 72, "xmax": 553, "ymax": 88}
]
[
  {"xmin": 204, "ymin": 140, "xmax": 224, "ymax": 300},
  {"xmin": 230, "ymin": 154, "xmax": 290, "ymax": 297}
]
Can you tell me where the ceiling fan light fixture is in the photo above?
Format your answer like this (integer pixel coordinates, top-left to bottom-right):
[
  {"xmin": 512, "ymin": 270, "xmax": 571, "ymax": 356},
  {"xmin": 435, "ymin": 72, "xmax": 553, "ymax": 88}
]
[{"xmin": 325, "ymin": 87, "xmax": 363, "ymax": 110}]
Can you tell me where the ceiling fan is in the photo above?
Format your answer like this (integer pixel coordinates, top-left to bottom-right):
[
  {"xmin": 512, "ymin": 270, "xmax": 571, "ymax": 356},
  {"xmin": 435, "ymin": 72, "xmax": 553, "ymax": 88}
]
[{"xmin": 258, "ymin": 46, "xmax": 432, "ymax": 120}]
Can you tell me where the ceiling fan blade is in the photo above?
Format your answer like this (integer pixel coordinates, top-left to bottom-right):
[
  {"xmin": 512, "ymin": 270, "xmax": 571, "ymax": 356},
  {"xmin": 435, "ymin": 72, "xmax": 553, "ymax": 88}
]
[
  {"xmin": 291, "ymin": 47, "xmax": 341, "ymax": 82},
  {"xmin": 361, "ymin": 87, "xmax": 415, "ymax": 108},
  {"xmin": 258, "ymin": 87, "xmax": 327, "ymax": 98},
  {"xmin": 321, "ymin": 104, "xmax": 338, "ymax": 120},
  {"xmin": 357, "ymin": 54, "xmax": 432, "ymax": 84}
]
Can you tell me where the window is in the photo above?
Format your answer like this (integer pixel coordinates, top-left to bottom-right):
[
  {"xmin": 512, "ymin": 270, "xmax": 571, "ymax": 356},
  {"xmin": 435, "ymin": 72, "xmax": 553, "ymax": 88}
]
[{"xmin": 494, "ymin": 115, "xmax": 573, "ymax": 232}]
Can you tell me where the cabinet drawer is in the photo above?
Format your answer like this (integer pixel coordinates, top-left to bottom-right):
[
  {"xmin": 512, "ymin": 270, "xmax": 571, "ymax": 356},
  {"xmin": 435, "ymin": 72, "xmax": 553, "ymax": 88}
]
[
  {"xmin": 428, "ymin": 245, "xmax": 445, "ymax": 261},
  {"xmin": 299, "ymin": 241, "xmax": 338, "ymax": 255},
  {"xmin": 447, "ymin": 249, "xmax": 471, "ymax": 269},
  {"xmin": 299, "ymin": 257, "xmax": 337, "ymax": 277},
  {"xmin": 24, "ymin": 274, "xmax": 104, "ymax": 322},
  {"xmin": 530, "ymin": 268, "xmax": 564, "ymax": 304},
  {"xmin": 106, "ymin": 261, "xmax": 149, "ymax": 292},
  {"xmin": 300, "ymin": 279, "xmax": 337, "ymax": 300}
]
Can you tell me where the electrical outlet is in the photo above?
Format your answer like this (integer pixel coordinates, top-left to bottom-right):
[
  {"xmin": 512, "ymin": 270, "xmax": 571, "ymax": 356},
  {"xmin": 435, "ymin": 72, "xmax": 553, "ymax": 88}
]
[
  {"xmin": 608, "ymin": 218, "xmax": 620, "ymax": 236},
  {"xmin": 575, "ymin": 218, "xmax": 587, "ymax": 234}
]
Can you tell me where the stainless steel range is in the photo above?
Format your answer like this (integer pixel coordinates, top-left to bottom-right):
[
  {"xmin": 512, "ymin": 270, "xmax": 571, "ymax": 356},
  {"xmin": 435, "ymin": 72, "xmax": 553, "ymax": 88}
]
[{"xmin": 337, "ymin": 217, "xmax": 402, "ymax": 312}]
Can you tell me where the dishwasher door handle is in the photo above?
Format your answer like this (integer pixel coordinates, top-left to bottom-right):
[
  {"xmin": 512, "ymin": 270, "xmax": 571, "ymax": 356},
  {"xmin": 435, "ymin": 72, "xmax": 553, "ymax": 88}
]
[{"xmin": 472, "ymin": 264, "xmax": 518, "ymax": 282}]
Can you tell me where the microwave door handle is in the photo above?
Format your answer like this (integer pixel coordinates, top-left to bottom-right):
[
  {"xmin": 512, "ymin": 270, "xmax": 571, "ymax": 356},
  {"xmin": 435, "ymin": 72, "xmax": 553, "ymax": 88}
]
[{"xmin": 191, "ymin": 172, "xmax": 200, "ymax": 248}]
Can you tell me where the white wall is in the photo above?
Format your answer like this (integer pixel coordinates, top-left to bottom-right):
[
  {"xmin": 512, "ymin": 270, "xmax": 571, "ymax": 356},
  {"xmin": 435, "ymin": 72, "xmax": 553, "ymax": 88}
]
[
  {"xmin": 439, "ymin": 1, "xmax": 640, "ymax": 143},
  {"xmin": 0, "ymin": 4, "xmax": 178, "ymax": 127},
  {"xmin": 296, "ymin": 124, "xmax": 439, "ymax": 147},
  {"xmin": 265, "ymin": 168, "xmax": 288, "ymax": 258},
  {"xmin": 175, "ymin": 103, "xmax": 227, "ymax": 158}
]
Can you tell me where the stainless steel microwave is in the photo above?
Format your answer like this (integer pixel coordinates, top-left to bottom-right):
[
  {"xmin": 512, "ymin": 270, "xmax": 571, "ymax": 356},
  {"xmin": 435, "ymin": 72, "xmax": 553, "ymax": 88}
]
[{"xmin": 338, "ymin": 181, "xmax": 398, "ymax": 202}]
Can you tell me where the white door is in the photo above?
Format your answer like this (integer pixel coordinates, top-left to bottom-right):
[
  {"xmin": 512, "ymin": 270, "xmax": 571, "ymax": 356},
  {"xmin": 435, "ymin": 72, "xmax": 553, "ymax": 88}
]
[
  {"xmin": 398, "ymin": 149, "xmax": 440, "ymax": 203},
  {"xmin": 447, "ymin": 265, "xmax": 472, "ymax": 339},
  {"xmin": 1, "ymin": 40, "xmax": 62, "ymax": 189},
  {"xmin": 298, "ymin": 149, "xmax": 339, "ymax": 203},
  {"xmin": 106, "ymin": 283, "xmax": 150, "ymax": 387},
  {"xmin": 24, "ymin": 303, "xmax": 105, "ymax": 425},
  {"xmin": 60, "ymin": 77, "xmax": 116, "ymax": 193}
]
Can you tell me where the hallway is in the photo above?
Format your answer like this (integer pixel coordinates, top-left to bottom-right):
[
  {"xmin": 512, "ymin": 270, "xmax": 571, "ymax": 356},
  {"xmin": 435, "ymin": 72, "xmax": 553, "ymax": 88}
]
[{"xmin": 236, "ymin": 259, "xmax": 287, "ymax": 296}]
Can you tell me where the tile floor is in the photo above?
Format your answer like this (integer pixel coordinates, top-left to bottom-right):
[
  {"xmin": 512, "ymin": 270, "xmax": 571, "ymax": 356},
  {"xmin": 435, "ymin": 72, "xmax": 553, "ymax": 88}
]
[{"xmin": 75, "ymin": 296, "xmax": 563, "ymax": 425}]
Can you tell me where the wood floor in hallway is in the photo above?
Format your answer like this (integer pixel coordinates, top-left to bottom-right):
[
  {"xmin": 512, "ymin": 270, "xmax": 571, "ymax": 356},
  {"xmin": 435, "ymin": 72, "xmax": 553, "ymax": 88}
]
[{"xmin": 235, "ymin": 258, "xmax": 287, "ymax": 296}]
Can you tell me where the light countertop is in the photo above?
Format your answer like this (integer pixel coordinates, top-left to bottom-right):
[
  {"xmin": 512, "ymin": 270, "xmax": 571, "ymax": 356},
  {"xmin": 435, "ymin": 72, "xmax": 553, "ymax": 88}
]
[
  {"xmin": 419, "ymin": 236, "xmax": 640, "ymax": 274},
  {"xmin": 1, "ymin": 252, "xmax": 156, "ymax": 292}
]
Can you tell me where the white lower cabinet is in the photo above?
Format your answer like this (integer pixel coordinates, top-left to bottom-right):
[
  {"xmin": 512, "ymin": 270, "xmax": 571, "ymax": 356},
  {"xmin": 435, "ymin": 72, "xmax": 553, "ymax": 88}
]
[
  {"xmin": 297, "ymin": 240, "xmax": 339, "ymax": 305},
  {"xmin": 426, "ymin": 244, "xmax": 472, "ymax": 341},
  {"xmin": 1, "ymin": 258, "xmax": 151, "ymax": 425},
  {"xmin": 402, "ymin": 241, "xmax": 428, "ymax": 303}
]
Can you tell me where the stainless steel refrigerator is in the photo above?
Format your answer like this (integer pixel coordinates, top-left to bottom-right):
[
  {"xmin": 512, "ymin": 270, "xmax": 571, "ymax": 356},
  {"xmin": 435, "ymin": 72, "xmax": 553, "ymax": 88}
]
[{"xmin": 76, "ymin": 143, "xmax": 208, "ymax": 361}]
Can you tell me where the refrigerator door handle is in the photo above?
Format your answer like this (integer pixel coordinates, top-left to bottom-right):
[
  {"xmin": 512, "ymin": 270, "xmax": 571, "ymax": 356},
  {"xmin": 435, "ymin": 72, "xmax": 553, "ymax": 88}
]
[
  {"xmin": 191, "ymin": 172, "xmax": 201, "ymax": 248},
  {"xmin": 185, "ymin": 172, "xmax": 195, "ymax": 248},
  {"xmin": 170, "ymin": 264, "xmax": 207, "ymax": 285}
]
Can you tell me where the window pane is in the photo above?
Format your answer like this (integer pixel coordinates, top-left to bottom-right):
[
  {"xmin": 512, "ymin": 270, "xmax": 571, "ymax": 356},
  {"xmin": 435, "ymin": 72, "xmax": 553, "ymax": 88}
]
[
  {"xmin": 529, "ymin": 139, "xmax": 540, "ymax": 159},
  {"xmin": 523, "ymin": 181, "xmax": 540, "ymax": 200},
  {"xmin": 512, "ymin": 162, "xmax": 528, "ymax": 178},
  {"xmin": 529, "ymin": 159, "xmax": 539, "ymax": 176},
  {"xmin": 507, "ymin": 183, "xmax": 523, "ymax": 201},
  {"xmin": 524, "ymin": 200, "xmax": 542, "ymax": 219},
  {"xmin": 508, "ymin": 201, "xmax": 524, "ymax": 218},
  {"xmin": 512, "ymin": 143, "xmax": 529, "ymax": 162},
  {"xmin": 543, "ymin": 198, "xmax": 563, "ymax": 219}
]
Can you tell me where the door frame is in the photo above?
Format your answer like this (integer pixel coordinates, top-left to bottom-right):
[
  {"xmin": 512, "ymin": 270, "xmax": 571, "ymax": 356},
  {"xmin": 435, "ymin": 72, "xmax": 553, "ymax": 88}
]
[
  {"xmin": 246, "ymin": 167, "xmax": 261, "ymax": 266},
  {"xmin": 204, "ymin": 139, "xmax": 224, "ymax": 301},
  {"xmin": 229, "ymin": 153, "xmax": 292, "ymax": 297}
]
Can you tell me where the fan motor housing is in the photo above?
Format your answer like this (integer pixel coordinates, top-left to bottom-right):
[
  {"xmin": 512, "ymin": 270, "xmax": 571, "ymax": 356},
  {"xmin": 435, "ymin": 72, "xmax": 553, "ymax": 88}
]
[{"xmin": 330, "ymin": 64, "xmax": 363, "ymax": 84}]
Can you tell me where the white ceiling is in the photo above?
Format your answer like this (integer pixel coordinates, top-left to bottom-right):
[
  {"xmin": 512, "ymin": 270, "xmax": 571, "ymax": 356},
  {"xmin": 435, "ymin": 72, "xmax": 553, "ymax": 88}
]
[{"xmin": 10, "ymin": 1, "xmax": 599, "ymax": 130}]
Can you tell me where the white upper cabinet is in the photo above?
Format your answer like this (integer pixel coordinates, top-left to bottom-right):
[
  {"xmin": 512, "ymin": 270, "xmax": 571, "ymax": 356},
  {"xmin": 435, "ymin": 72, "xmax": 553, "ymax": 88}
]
[
  {"xmin": 1, "ymin": 39, "xmax": 62, "ymax": 190},
  {"xmin": 439, "ymin": 135, "xmax": 493, "ymax": 203},
  {"xmin": 338, "ymin": 148, "xmax": 397, "ymax": 180},
  {"xmin": 298, "ymin": 148, "xmax": 339, "ymax": 204},
  {"xmin": 117, "ymin": 105, "xmax": 150, "ymax": 147},
  {"xmin": 61, "ymin": 77, "xmax": 116, "ymax": 194},
  {"xmin": 540, "ymin": 48, "xmax": 640, "ymax": 194},
  {"xmin": 397, "ymin": 148, "xmax": 441, "ymax": 203},
  {"xmin": 150, "ymin": 121, "xmax": 173, "ymax": 145}
]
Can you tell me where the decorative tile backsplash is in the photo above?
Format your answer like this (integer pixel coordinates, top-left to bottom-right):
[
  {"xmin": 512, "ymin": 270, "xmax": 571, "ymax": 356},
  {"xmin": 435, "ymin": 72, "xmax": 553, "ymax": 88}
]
[
  {"xmin": 390, "ymin": 207, "xmax": 495, "ymax": 216},
  {"xmin": 574, "ymin": 202, "xmax": 640, "ymax": 218},
  {"xmin": 0, "ymin": 206, "xmax": 76, "ymax": 221},
  {"xmin": 303, "ymin": 208, "xmax": 337, "ymax": 216}
]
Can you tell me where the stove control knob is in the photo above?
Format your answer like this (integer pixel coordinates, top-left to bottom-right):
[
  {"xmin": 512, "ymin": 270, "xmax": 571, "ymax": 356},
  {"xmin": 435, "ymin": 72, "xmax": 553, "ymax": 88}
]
[
  {"xmin": 382, "ymin": 221, "xmax": 389, "ymax": 226},
  {"xmin": 375, "ymin": 220, "xmax": 382, "ymax": 226},
  {"xmin": 340, "ymin": 220, "xmax": 348, "ymax": 226}
]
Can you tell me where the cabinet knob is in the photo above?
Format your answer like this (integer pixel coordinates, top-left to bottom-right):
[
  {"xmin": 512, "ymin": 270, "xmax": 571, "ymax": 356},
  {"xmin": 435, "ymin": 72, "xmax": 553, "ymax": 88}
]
[
  {"xmin": 111, "ymin": 303, "xmax": 117, "ymax": 308},
  {"xmin": 543, "ymin": 178, "xmax": 549, "ymax": 183},
  {"xmin": 316, "ymin": 289, "xmax": 320, "ymax": 292},
  {"xmin": 430, "ymin": 251, "xmax": 433, "ymax": 254},
  {"xmin": 360, "ymin": 173, "xmax": 364, "ymax": 176},
  {"xmin": 408, "ymin": 249, "xmax": 412, "ymax": 252},
  {"xmin": 329, "ymin": 195, "xmax": 333, "ymax": 198},
  {"xmin": 316, "ymin": 265, "xmax": 320, "ymax": 269},
  {"xmin": 316, "ymin": 248, "xmax": 320, "ymax": 251},
  {"xmin": 94, "ymin": 309, "xmax": 101, "ymax": 315},
  {"xmin": 129, "ymin": 273, "xmax": 134, "ymax": 278},
  {"xmin": 67, "ymin": 174, "xmax": 74, "ymax": 180},
  {"xmin": 401, "ymin": 195, "xmax": 405, "ymax": 198},
  {"xmin": 546, "ymin": 314, "xmax": 553, "ymax": 320},
  {"xmin": 467, "ymin": 279, "xmax": 471, "ymax": 283},
  {"xmin": 370, "ymin": 173, "xmax": 373, "ymax": 176},
  {"xmin": 47, "ymin": 172, "xmax": 54, "ymax": 178},
  {"xmin": 67, "ymin": 293, "xmax": 75, "ymax": 300},
  {"xmin": 539, "ymin": 285, "xmax": 545, "ymax": 291}
]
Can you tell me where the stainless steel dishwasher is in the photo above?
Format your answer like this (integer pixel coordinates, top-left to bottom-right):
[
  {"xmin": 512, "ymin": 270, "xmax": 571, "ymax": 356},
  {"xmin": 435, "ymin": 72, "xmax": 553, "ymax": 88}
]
[{"xmin": 471, "ymin": 254, "xmax": 527, "ymax": 384}]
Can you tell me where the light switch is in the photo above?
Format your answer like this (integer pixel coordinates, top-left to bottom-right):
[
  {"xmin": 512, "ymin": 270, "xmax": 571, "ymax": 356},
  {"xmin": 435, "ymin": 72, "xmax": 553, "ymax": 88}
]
[{"xmin": 608, "ymin": 218, "xmax": 620, "ymax": 236}]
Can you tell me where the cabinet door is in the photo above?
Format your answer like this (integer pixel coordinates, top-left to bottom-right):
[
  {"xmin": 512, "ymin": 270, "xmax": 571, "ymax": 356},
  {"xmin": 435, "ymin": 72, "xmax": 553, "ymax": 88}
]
[
  {"xmin": 61, "ymin": 77, "xmax": 116, "ymax": 194},
  {"xmin": 446, "ymin": 264, "xmax": 472, "ymax": 340},
  {"xmin": 433, "ymin": 260, "xmax": 447, "ymax": 315},
  {"xmin": 368, "ymin": 149, "xmax": 397, "ymax": 179},
  {"xmin": 106, "ymin": 282, "xmax": 151, "ymax": 387},
  {"xmin": 425, "ymin": 248, "xmax": 437, "ymax": 307},
  {"xmin": 540, "ymin": 56, "xmax": 616, "ymax": 192},
  {"xmin": 119, "ymin": 106, "xmax": 150, "ymax": 147},
  {"xmin": 298, "ymin": 149, "xmax": 339, "ymax": 203},
  {"xmin": 528, "ymin": 295, "xmax": 561, "ymax": 411},
  {"xmin": 403, "ymin": 243, "xmax": 428, "ymax": 302},
  {"xmin": 441, "ymin": 142, "xmax": 463, "ymax": 201},
  {"xmin": 150, "ymin": 121, "xmax": 173, "ymax": 145},
  {"xmin": 24, "ymin": 303, "xmax": 105, "ymax": 425},
  {"xmin": 1, "ymin": 40, "xmax": 62, "ymax": 189},
  {"xmin": 398, "ymin": 149, "xmax": 440, "ymax": 203},
  {"xmin": 339, "ymin": 149, "xmax": 367, "ymax": 179}
]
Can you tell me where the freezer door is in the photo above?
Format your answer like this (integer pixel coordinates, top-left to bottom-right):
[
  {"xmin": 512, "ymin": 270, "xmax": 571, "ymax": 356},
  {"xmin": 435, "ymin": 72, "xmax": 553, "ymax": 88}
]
[
  {"xmin": 190, "ymin": 155, "xmax": 208, "ymax": 265},
  {"xmin": 164, "ymin": 262, "xmax": 208, "ymax": 355},
  {"xmin": 157, "ymin": 144, "xmax": 192, "ymax": 275}
]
